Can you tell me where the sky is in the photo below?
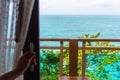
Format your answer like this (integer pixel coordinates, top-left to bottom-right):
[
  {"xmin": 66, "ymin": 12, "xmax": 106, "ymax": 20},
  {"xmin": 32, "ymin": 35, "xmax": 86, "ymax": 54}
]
[{"xmin": 40, "ymin": 0, "xmax": 120, "ymax": 15}]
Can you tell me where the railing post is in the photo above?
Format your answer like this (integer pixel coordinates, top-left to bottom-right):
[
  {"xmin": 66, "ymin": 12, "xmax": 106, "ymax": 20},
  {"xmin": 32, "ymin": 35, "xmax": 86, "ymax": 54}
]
[
  {"xmin": 69, "ymin": 39, "xmax": 78, "ymax": 76},
  {"xmin": 60, "ymin": 41, "xmax": 63, "ymax": 76},
  {"xmin": 82, "ymin": 41, "xmax": 86, "ymax": 77}
]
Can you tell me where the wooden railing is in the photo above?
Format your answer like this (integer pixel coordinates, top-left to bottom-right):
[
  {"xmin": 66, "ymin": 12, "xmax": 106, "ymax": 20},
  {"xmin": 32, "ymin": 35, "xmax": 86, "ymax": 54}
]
[{"xmin": 40, "ymin": 38, "xmax": 120, "ymax": 78}]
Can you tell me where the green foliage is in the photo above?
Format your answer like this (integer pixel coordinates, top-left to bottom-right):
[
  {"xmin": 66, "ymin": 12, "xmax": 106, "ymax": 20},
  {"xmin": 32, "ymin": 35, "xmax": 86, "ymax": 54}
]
[
  {"xmin": 40, "ymin": 50, "xmax": 60, "ymax": 80},
  {"xmin": 40, "ymin": 32, "xmax": 120, "ymax": 80}
]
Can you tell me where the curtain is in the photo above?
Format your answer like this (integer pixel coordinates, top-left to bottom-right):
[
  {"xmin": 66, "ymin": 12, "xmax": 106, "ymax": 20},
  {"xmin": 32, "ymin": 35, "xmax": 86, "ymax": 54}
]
[
  {"xmin": 0, "ymin": 0, "xmax": 35, "ymax": 80},
  {"xmin": 14, "ymin": 0, "xmax": 35, "ymax": 68},
  {"xmin": 14, "ymin": 0, "xmax": 35, "ymax": 80},
  {"xmin": 0, "ymin": 0, "xmax": 19, "ymax": 75}
]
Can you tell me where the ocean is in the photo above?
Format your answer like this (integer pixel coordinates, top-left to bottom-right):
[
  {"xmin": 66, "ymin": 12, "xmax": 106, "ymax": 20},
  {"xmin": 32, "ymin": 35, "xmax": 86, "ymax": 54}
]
[{"xmin": 40, "ymin": 15, "xmax": 120, "ymax": 38}]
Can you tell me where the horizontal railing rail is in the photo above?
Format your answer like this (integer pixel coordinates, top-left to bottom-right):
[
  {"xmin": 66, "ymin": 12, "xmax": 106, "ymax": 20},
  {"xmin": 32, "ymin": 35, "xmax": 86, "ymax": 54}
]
[
  {"xmin": 40, "ymin": 38, "xmax": 120, "ymax": 50},
  {"xmin": 40, "ymin": 38, "xmax": 120, "ymax": 42},
  {"xmin": 40, "ymin": 38, "xmax": 120, "ymax": 77}
]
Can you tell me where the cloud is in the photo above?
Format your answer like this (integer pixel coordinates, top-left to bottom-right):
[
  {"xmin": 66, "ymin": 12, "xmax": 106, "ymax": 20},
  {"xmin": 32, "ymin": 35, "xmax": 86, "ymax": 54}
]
[{"xmin": 39, "ymin": 0, "xmax": 120, "ymax": 15}]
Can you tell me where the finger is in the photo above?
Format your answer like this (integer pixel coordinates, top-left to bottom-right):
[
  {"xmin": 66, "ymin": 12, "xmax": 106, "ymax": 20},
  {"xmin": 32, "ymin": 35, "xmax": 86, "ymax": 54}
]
[
  {"xmin": 30, "ymin": 56, "xmax": 37, "ymax": 65},
  {"xmin": 22, "ymin": 51, "xmax": 31, "ymax": 56},
  {"xmin": 28, "ymin": 54, "xmax": 35, "ymax": 61},
  {"xmin": 22, "ymin": 52, "xmax": 33, "ymax": 60},
  {"xmin": 22, "ymin": 52, "xmax": 35, "ymax": 62},
  {"xmin": 33, "ymin": 52, "xmax": 37, "ymax": 65},
  {"xmin": 33, "ymin": 56, "xmax": 37, "ymax": 65},
  {"xmin": 26, "ymin": 52, "xmax": 35, "ymax": 58}
]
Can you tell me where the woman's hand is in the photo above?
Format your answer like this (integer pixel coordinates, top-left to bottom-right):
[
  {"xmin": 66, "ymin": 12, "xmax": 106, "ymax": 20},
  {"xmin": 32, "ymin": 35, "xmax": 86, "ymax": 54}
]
[
  {"xmin": 14, "ymin": 52, "xmax": 37, "ymax": 75},
  {"xmin": 0, "ymin": 52, "xmax": 37, "ymax": 80}
]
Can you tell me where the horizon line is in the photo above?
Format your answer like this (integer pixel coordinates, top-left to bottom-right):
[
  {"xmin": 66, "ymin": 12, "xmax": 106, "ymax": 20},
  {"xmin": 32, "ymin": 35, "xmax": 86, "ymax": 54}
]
[{"xmin": 39, "ymin": 14, "xmax": 120, "ymax": 16}]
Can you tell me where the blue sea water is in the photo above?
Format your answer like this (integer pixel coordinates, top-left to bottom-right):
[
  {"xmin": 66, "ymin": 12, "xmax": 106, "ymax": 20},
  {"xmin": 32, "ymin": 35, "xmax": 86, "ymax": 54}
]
[
  {"xmin": 40, "ymin": 15, "xmax": 120, "ymax": 80},
  {"xmin": 40, "ymin": 15, "xmax": 120, "ymax": 38}
]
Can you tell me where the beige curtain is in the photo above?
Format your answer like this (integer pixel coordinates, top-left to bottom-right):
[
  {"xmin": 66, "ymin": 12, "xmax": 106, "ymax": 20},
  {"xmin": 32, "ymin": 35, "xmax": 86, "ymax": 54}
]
[
  {"xmin": 13, "ymin": 0, "xmax": 35, "ymax": 68},
  {"xmin": 14, "ymin": 0, "xmax": 35, "ymax": 80}
]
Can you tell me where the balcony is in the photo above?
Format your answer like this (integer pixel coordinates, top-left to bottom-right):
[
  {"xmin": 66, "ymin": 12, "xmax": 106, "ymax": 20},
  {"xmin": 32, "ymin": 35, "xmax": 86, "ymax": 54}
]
[{"xmin": 40, "ymin": 38, "xmax": 120, "ymax": 80}]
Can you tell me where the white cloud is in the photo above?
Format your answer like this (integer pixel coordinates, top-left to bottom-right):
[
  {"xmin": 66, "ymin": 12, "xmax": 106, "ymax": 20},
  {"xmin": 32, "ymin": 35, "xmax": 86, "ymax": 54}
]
[{"xmin": 39, "ymin": 0, "xmax": 120, "ymax": 15}]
